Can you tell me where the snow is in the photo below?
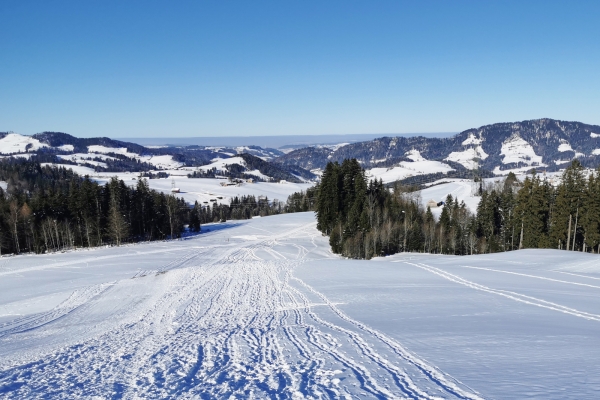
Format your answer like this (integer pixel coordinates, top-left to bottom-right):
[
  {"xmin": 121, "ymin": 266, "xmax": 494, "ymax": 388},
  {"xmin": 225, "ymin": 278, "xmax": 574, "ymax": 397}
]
[
  {"xmin": 243, "ymin": 169, "xmax": 271, "ymax": 181},
  {"xmin": 87, "ymin": 145, "xmax": 135, "ymax": 157},
  {"xmin": 591, "ymin": 132, "xmax": 600, "ymax": 138},
  {"xmin": 315, "ymin": 142, "xmax": 349, "ymax": 152},
  {"xmin": 558, "ymin": 141, "xmax": 573, "ymax": 152},
  {"xmin": 0, "ymin": 133, "xmax": 48, "ymax": 154},
  {"xmin": 593, "ymin": 149, "xmax": 600, "ymax": 155},
  {"xmin": 41, "ymin": 163, "xmax": 97, "ymax": 176},
  {"xmin": 493, "ymin": 165, "xmax": 541, "ymax": 175},
  {"xmin": 445, "ymin": 146, "xmax": 488, "ymax": 170},
  {"xmin": 107, "ymin": 176, "xmax": 311, "ymax": 206},
  {"xmin": 87, "ymin": 146, "xmax": 183, "ymax": 169},
  {"xmin": 1, "ymin": 212, "xmax": 600, "ymax": 398},
  {"xmin": 55, "ymin": 144, "xmax": 74, "ymax": 152},
  {"xmin": 57, "ymin": 153, "xmax": 117, "ymax": 168},
  {"xmin": 461, "ymin": 133, "xmax": 483, "ymax": 146},
  {"xmin": 61, "ymin": 153, "xmax": 117, "ymax": 161},
  {"xmin": 139, "ymin": 154, "xmax": 183, "ymax": 169},
  {"xmin": 500, "ymin": 134, "xmax": 544, "ymax": 165},
  {"xmin": 405, "ymin": 149, "xmax": 426, "ymax": 161},
  {"xmin": 367, "ymin": 160, "xmax": 454, "ymax": 184},
  {"xmin": 0, "ymin": 153, "xmax": 36, "ymax": 160},
  {"xmin": 197, "ymin": 156, "xmax": 246, "ymax": 173},
  {"xmin": 418, "ymin": 179, "xmax": 480, "ymax": 218}
]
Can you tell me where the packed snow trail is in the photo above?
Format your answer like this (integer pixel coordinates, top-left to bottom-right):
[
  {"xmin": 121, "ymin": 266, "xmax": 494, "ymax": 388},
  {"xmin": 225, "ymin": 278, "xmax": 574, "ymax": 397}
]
[{"xmin": 0, "ymin": 215, "xmax": 482, "ymax": 399}]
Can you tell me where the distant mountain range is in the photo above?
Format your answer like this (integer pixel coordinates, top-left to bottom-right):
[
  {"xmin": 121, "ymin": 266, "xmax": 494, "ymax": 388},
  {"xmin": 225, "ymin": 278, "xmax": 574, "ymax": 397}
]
[
  {"xmin": 2, "ymin": 118, "xmax": 599, "ymax": 185},
  {"xmin": 275, "ymin": 118, "xmax": 600, "ymax": 178},
  {"xmin": 0, "ymin": 131, "xmax": 313, "ymax": 183}
]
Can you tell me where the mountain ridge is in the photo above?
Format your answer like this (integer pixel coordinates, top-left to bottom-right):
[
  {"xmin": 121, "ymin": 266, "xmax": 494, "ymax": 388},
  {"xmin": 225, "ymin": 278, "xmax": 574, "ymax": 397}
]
[{"xmin": 274, "ymin": 118, "xmax": 600, "ymax": 176}]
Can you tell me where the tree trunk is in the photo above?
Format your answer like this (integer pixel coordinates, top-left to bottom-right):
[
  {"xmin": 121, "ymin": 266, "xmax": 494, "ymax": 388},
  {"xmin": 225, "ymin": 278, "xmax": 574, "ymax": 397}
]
[
  {"xmin": 572, "ymin": 208, "xmax": 579, "ymax": 251},
  {"xmin": 519, "ymin": 221, "xmax": 524, "ymax": 249},
  {"xmin": 567, "ymin": 214, "xmax": 572, "ymax": 251}
]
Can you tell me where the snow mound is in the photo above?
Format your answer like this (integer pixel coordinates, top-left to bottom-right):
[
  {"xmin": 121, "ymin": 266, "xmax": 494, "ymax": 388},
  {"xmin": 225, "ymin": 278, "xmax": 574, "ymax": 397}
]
[{"xmin": 591, "ymin": 132, "xmax": 600, "ymax": 138}]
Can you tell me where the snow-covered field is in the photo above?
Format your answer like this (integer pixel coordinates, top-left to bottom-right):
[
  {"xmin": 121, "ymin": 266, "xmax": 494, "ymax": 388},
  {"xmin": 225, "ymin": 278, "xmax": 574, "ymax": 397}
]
[
  {"xmin": 112, "ymin": 177, "xmax": 313, "ymax": 206},
  {"xmin": 38, "ymin": 164, "xmax": 313, "ymax": 206},
  {"xmin": 0, "ymin": 212, "xmax": 599, "ymax": 398}
]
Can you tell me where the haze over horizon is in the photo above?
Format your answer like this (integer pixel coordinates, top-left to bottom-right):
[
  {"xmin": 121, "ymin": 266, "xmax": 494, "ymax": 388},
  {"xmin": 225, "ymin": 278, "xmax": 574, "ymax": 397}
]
[{"xmin": 2, "ymin": 1, "xmax": 600, "ymax": 138}]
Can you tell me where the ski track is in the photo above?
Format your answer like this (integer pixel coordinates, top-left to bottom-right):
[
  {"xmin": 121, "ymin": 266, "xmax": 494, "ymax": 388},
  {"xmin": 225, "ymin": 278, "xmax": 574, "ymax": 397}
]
[
  {"xmin": 0, "ymin": 223, "xmax": 482, "ymax": 399},
  {"xmin": 406, "ymin": 262, "xmax": 600, "ymax": 322}
]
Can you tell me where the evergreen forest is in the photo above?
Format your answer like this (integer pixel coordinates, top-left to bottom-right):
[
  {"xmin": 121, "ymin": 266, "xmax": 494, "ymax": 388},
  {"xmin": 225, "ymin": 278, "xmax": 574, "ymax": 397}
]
[
  {"xmin": 315, "ymin": 159, "xmax": 600, "ymax": 259},
  {"xmin": 0, "ymin": 159, "xmax": 305, "ymax": 255}
]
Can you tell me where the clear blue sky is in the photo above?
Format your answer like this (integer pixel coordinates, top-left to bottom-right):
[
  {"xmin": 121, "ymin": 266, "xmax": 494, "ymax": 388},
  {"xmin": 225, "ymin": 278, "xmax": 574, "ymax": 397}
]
[{"xmin": 1, "ymin": 1, "xmax": 599, "ymax": 138}]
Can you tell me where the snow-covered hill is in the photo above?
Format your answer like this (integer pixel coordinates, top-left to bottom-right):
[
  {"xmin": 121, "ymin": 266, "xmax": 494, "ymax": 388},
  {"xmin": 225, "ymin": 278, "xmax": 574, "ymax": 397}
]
[
  {"xmin": 1, "ymin": 212, "xmax": 599, "ymax": 398},
  {"xmin": 0, "ymin": 132, "xmax": 314, "ymax": 182},
  {"xmin": 275, "ymin": 118, "xmax": 600, "ymax": 181}
]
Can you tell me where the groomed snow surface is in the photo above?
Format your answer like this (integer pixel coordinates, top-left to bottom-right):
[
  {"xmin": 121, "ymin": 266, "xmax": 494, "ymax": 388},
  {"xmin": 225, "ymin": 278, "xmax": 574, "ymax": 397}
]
[{"xmin": 1, "ymin": 213, "xmax": 600, "ymax": 398}]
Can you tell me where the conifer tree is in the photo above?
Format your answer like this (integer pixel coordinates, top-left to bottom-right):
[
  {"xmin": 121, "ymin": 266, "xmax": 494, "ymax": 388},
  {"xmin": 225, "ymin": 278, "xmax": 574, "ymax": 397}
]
[{"xmin": 550, "ymin": 160, "xmax": 585, "ymax": 250}]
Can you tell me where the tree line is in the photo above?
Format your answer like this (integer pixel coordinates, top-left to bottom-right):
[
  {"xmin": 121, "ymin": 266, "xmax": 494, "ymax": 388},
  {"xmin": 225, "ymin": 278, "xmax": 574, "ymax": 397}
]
[
  {"xmin": 314, "ymin": 158, "xmax": 600, "ymax": 259},
  {"xmin": 0, "ymin": 158, "xmax": 316, "ymax": 255},
  {"xmin": 476, "ymin": 159, "xmax": 600, "ymax": 253},
  {"xmin": 0, "ymin": 159, "xmax": 191, "ymax": 254}
]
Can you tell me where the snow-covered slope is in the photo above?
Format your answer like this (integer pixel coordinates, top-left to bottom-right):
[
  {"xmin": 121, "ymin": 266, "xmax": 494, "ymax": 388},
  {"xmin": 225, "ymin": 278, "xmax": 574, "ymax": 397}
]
[
  {"xmin": 1, "ymin": 213, "xmax": 599, "ymax": 398},
  {"xmin": 500, "ymin": 134, "xmax": 545, "ymax": 165},
  {"xmin": 87, "ymin": 145, "xmax": 184, "ymax": 169},
  {"xmin": 418, "ymin": 179, "xmax": 481, "ymax": 217},
  {"xmin": 445, "ymin": 146, "xmax": 488, "ymax": 170},
  {"xmin": 0, "ymin": 133, "xmax": 49, "ymax": 154},
  {"xmin": 82, "ymin": 172, "xmax": 311, "ymax": 206},
  {"xmin": 367, "ymin": 150, "xmax": 454, "ymax": 184},
  {"xmin": 197, "ymin": 156, "xmax": 246, "ymax": 173},
  {"xmin": 278, "ymin": 119, "xmax": 600, "ymax": 180}
]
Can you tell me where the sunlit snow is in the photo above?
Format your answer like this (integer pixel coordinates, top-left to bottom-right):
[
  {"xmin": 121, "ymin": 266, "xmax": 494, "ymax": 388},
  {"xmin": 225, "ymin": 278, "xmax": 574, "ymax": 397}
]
[
  {"xmin": 0, "ymin": 133, "xmax": 48, "ymax": 154},
  {"xmin": 0, "ymin": 213, "xmax": 599, "ymax": 398},
  {"xmin": 445, "ymin": 146, "xmax": 488, "ymax": 170},
  {"xmin": 500, "ymin": 135, "xmax": 545, "ymax": 166}
]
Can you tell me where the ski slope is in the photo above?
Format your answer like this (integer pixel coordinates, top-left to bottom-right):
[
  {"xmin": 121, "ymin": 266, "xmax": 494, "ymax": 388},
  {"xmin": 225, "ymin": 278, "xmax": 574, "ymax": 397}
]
[{"xmin": 1, "ymin": 213, "xmax": 600, "ymax": 398}]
